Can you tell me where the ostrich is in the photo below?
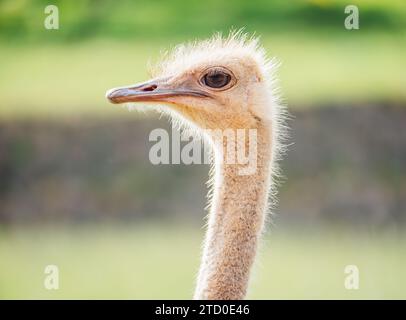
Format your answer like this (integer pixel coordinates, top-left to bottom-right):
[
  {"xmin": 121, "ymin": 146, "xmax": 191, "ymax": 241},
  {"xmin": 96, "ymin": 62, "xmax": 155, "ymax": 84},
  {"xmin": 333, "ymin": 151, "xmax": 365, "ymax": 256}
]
[{"xmin": 106, "ymin": 32, "xmax": 286, "ymax": 300}]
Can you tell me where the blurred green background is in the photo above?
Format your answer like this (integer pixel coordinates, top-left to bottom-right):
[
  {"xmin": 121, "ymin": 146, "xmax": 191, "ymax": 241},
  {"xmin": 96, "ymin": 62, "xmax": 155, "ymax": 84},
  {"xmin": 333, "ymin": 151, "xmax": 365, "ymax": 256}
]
[{"xmin": 0, "ymin": 0, "xmax": 405, "ymax": 299}]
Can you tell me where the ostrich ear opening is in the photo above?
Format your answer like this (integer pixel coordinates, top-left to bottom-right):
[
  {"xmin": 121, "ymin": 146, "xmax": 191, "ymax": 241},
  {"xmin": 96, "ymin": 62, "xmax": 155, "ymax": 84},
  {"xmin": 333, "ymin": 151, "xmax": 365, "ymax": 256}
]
[{"xmin": 106, "ymin": 78, "xmax": 211, "ymax": 104}]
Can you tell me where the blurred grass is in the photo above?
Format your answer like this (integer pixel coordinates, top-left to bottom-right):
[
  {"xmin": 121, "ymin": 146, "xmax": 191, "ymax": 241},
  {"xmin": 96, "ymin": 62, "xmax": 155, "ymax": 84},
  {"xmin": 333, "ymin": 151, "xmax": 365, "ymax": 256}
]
[
  {"xmin": 1, "ymin": 32, "xmax": 405, "ymax": 119},
  {"xmin": 1, "ymin": 0, "xmax": 405, "ymax": 118},
  {"xmin": 0, "ymin": 225, "xmax": 405, "ymax": 299},
  {"xmin": 1, "ymin": 0, "xmax": 405, "ymax": 41}
]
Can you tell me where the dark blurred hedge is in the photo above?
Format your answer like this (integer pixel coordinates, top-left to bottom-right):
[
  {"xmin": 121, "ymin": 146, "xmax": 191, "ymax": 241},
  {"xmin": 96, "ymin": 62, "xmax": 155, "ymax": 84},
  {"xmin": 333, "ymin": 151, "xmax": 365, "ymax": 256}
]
[{"xmin": 1, "ymin": 105, "xmax": 405, "ymax": 226}]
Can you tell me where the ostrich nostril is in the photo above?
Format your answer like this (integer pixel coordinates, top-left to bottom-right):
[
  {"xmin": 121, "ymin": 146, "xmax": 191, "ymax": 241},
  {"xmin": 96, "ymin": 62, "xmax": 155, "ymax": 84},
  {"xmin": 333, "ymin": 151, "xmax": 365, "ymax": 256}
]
[{"xmin": 141, "ymin": 84, "xmax": 157, "ymax": 92}]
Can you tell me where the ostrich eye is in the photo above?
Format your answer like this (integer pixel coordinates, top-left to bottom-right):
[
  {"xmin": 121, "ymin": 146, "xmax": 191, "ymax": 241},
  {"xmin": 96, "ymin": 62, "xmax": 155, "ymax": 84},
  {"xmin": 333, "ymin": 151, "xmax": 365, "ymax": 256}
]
[{"xmin": 202, "ymin": 70, "xmax": 232, "ymax": 89}]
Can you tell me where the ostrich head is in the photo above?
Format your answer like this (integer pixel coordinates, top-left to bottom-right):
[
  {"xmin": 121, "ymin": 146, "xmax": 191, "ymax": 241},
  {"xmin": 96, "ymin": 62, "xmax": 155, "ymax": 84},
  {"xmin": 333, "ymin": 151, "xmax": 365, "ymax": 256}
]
[{"xmin": 106, "ymin": 32, "xmax": 281, "ymax": 133}]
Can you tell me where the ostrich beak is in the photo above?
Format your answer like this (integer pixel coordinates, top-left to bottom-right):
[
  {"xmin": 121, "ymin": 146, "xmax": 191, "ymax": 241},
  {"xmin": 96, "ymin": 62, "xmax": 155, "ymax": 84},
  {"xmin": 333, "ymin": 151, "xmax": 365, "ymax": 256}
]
[{"xmin": 106, "ymin": 77, "xmax": 210, "ymax": 104}]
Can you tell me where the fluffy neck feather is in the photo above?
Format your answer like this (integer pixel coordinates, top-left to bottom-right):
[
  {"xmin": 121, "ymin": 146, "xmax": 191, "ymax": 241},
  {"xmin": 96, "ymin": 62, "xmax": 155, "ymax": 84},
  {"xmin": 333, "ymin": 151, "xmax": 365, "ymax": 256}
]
[{"xmin": 194, "ymin": 122, "xmax": 273, "ymax": 299}]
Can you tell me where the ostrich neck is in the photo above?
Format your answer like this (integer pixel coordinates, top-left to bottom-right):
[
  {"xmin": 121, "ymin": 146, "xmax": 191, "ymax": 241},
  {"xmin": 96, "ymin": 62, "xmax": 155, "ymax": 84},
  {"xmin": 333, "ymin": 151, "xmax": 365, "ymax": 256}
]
[{"xmin": 194, "ymin": 123, "xmax": 273, "ymax": 300}]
